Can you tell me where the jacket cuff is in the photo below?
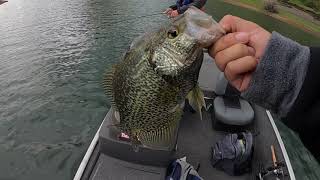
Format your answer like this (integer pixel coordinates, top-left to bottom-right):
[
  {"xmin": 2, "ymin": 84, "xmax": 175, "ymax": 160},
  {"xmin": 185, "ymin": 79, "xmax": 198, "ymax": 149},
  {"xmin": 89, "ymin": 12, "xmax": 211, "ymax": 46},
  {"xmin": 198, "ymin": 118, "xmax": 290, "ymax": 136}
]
[
  {"xmin": 177, "ymin": 7, "xmax": 187, "ymax": 14},
  {"xmin": 169, "ymin": 5, "xmax": 177, "ymax": 10},
  {"xmin": 242, "ymin": 32, "xmax": 310, "ymax": 116}
]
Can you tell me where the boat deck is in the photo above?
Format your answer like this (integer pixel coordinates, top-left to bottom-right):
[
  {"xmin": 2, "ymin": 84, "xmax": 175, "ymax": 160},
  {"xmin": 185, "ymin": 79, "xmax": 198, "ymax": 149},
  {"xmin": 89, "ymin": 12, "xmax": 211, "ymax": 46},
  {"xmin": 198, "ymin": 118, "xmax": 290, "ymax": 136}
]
[{"xmin": 77, "ymin": 54, "xmax": 294, "ymax": 180}]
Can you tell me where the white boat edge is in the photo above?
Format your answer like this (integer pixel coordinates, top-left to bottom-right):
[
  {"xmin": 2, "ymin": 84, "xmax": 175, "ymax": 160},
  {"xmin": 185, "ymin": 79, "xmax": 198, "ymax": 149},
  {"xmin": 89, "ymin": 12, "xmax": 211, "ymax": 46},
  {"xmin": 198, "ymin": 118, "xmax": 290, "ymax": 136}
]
[
  {"xmin": 73, "ymin": 123, "xmax": 103, "ymax": 180},
  {"xmin": 266, "ymin": 110, "xmax": 296, "ymax": 180}
]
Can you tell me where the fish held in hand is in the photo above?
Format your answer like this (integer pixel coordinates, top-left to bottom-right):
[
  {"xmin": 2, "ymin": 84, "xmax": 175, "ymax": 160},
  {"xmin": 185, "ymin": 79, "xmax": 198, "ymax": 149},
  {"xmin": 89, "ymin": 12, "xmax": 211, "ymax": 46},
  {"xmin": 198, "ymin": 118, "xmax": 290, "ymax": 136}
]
[{"xmin": 103, "ymin": 7, "xmax": 225, "ymax": 151}]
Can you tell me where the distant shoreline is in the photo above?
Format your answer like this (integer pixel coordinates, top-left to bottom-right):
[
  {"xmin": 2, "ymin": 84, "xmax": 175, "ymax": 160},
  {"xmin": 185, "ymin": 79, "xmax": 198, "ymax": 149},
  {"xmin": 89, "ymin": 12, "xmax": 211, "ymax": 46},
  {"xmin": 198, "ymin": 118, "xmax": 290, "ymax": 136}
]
[{"xmin": 222, "ymin": 0, "xmax": 320, "ymax": 37}]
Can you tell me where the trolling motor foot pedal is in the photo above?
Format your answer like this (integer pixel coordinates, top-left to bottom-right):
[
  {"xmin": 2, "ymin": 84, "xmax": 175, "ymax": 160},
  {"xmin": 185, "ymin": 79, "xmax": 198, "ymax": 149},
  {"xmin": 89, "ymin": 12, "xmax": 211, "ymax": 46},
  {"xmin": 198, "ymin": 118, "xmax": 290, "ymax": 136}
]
[{"xmin": 98, "ymin": 108, "xmax": 178, "ymax": 167}]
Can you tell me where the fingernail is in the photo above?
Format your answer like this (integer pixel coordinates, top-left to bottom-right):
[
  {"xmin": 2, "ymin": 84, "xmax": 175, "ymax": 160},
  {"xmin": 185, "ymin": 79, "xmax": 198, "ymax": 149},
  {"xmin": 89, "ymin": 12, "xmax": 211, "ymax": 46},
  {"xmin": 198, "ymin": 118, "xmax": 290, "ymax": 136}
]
[
  {"xmin": 221, "ymin": 23, "xmax": 228, "ymax": 30},
  {"xmin": 235, "ymin": 32, "xmax": 249, "ymax": 42}
]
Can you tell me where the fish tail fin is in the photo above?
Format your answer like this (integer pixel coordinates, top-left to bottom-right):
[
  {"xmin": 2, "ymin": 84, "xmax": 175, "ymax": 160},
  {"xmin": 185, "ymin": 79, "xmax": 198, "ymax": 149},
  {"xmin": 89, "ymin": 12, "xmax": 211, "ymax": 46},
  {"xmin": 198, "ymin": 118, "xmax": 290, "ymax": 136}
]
[
  {"xmin": 138, "ymin": 109, "xmax": 182, "ymax": 150},
  {"xmin": 187, "ymin": 84, "xmax": 206, "ymax": 120}
]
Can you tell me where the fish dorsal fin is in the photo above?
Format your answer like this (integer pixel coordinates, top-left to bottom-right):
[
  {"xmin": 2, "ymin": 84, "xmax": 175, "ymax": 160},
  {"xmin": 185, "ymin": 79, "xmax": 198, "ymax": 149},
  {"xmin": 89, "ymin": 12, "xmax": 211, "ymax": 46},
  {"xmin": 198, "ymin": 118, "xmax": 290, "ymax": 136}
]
[
  {"xmin": 187, "ymin": 84, "xmax": 206, "ymax": 120},
  {"xmin": 102, "ymin": 65, "xmax": 118, "ymax": 111},
  {"xmin": 130, "ymin": 34, "xmax": 146, "ymax": 50}
]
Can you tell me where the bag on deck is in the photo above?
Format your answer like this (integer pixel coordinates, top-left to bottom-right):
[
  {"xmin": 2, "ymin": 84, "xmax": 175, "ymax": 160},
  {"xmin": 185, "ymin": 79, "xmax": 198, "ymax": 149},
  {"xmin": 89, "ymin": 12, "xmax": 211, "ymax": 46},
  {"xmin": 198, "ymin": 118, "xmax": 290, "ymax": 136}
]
[
  {"xmin": 166, "ymin": 157, "xmax": 203, "ymax": 180},
  {"xmin": 211, "ymin": 132, "xmax": 253, "ymax": 176}
]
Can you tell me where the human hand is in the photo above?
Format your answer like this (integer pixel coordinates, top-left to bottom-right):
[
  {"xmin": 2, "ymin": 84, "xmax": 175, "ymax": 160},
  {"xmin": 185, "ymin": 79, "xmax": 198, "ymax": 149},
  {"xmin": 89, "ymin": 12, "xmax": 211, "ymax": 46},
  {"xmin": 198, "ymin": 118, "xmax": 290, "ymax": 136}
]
[
  {"xmin": 169, "ymin": 10, "xmax": 179, "ymax": 18},
  {"xmin": 209, "ymin": 15, "xmax": 271, "ymax": 92},
  {"xmin": 163, "ymin": 8, "xmax": 173, "ymax": 15}
]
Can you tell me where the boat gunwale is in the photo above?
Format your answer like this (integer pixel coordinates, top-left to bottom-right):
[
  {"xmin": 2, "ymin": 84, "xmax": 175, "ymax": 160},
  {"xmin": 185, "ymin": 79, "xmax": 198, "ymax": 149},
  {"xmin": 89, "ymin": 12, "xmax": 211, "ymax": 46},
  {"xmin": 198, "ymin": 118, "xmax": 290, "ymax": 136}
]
[{"xmin": 266, "ymin": 110, "xmax": 296, "ymax": 180}]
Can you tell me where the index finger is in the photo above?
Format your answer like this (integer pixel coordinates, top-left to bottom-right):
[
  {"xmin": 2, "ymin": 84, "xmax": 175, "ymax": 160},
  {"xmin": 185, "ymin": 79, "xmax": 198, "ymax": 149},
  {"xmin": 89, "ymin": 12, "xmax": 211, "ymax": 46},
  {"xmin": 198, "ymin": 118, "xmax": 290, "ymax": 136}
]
[
  {"xmin": 219, "ymin": 15, "xmax": 239, "ymax": 33},
  {"xmin": 219, "ymin": 15, "xmax": 260, "ymax": 33},
  {"xmin": 209, "ymin": 32, "xmax": 249, "ymax": 57}
]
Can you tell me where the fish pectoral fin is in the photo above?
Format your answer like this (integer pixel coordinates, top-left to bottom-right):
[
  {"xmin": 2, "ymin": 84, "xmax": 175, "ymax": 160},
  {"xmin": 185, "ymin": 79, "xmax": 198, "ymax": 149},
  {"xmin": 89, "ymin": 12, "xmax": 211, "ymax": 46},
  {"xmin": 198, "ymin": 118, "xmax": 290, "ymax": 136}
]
[{"xmin": 187, "ymin": 84, "xmax": 206, "ymax": 120}]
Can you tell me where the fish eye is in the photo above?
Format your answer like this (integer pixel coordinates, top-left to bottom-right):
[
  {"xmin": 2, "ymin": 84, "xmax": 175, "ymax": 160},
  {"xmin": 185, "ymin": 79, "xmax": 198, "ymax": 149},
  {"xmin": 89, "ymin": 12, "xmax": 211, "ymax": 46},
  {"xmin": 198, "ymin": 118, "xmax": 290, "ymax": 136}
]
[{"xmin": 167, "ymin": 28, "xmax": 179, "ymax": 39}]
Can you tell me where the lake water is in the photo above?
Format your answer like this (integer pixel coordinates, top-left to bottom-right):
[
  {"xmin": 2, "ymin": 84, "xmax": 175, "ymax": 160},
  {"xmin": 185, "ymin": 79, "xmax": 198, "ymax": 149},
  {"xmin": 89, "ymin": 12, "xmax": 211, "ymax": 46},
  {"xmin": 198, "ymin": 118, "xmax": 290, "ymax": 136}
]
[{"xmin": 0, "ymin": 0, "xmax": 319, "ymax": 179}]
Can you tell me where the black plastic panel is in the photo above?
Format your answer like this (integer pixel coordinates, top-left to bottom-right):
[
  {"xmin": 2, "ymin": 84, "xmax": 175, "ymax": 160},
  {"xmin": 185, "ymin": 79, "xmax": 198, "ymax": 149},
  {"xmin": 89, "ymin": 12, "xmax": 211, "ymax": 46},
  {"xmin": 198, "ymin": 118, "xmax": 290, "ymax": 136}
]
[{"xmin": 98, "ymin": 108, "xmax": 178, "ymax": 167}]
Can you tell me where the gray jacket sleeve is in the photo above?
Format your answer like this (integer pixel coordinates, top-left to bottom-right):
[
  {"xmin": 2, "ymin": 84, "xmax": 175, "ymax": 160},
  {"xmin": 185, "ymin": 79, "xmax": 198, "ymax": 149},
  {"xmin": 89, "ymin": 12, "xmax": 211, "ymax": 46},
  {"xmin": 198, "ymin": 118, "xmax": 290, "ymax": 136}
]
[
  {"xmin": 177, "ymin": 0, "xmax": 207, "ymax": 14},
  {"xmin": 242, "ymin": 32, "xmax": 310, "ymax": 117}
]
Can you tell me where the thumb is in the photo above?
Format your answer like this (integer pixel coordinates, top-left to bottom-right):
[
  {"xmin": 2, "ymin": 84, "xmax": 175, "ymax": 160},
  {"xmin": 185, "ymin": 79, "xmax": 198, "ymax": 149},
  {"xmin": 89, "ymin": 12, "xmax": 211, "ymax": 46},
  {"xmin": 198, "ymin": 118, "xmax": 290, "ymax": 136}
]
[
  {"xmin": 219, "ymin": 15, "xmax": 239, "ymax": 33},
  {"xmin": 219, "ymin": 15, "xmax": 258, "ymax": 33}
]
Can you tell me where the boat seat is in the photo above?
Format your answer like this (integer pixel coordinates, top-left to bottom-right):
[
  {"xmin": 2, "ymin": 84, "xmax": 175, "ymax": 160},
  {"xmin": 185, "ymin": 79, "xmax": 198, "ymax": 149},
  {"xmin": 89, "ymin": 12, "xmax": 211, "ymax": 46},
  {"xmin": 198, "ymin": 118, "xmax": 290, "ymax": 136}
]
[{"xmin": 213, "ymin": 73, "xmax": 254, "ymax": 128}]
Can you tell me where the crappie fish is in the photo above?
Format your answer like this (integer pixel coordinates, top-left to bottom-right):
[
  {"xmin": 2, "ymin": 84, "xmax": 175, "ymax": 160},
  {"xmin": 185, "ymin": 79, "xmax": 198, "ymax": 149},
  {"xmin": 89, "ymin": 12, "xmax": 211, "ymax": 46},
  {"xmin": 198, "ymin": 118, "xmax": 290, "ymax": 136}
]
[{"xmin": 103, "ymin": 7, "xmax": 225, "ymax": 151}]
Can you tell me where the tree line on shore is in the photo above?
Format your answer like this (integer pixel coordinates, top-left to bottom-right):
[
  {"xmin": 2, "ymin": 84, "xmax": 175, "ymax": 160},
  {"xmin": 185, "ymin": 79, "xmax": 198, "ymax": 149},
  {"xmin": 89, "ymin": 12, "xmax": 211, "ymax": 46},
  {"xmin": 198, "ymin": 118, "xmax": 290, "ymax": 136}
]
[
  {"xmin": 263, "ymin": 0, "xmax": 319, "ymax": 20},
  {"xmin": 280, "ymin": 0, "xmax": 320, "ymax": 12}
]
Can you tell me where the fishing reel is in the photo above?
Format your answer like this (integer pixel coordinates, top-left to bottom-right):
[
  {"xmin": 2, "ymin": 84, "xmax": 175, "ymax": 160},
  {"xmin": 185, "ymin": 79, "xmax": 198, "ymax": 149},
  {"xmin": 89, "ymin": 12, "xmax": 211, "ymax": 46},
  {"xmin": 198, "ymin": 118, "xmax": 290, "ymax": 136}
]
[{"xmin": 256, "ymin": 161, "xmax": 288, "ymax": 180}]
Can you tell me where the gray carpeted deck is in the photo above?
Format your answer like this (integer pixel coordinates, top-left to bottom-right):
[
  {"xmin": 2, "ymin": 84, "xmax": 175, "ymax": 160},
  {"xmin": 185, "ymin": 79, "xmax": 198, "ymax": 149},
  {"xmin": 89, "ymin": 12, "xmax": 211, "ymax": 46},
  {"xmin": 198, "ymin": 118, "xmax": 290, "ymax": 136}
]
[
  {"xmin": 174, "ymin": 106, "xmax": 251, "ymax": 180},
  {"xmin": 87, "ymin": 106, "xmax": 291, "ymax": 180}
]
